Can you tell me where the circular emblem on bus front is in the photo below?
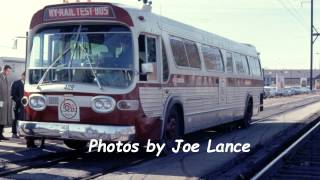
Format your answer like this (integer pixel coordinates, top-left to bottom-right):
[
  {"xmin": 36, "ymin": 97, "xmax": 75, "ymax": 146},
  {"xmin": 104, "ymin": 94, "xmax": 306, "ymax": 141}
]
[{"xmin": 60, "ymin": 99, "xmax": 77, "ymax": 119}]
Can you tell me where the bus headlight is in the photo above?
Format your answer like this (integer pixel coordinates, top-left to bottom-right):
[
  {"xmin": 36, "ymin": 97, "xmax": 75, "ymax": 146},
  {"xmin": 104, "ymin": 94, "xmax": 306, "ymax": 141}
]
[
  {"xmin": 29, "ymin": 94, "xmax": 47, "ymax": 111},
  {"xmin": 91, "ymin": 96, "xmax": 116, "ymax": 113}
]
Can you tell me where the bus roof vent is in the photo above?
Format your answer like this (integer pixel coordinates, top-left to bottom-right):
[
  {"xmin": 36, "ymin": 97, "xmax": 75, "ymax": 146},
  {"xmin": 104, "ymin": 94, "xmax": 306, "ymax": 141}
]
[
  {"xmin": 142, "ymin": 4, "xmax": 152, "ymax": 12},
  {"xmin": 242, "ymin": 43, "xmax": 254, "ymax": 47},
  {"xmin": 139, "ymin": 0, "xmax": 152, "ymax": 12}
]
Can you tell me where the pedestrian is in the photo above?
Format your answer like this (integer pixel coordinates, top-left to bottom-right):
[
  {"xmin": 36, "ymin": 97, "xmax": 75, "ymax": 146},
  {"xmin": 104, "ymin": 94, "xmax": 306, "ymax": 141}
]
[
  {"xmin": 0, "ymin": 65, "xmax": 12, "ymax": 140},
  {"xmin": 11, "ymin": 71, "xmax": 25, "ymax": 138}
]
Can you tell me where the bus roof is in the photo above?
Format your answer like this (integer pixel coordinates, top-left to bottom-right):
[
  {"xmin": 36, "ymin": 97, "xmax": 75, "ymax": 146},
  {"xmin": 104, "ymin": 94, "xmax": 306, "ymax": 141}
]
[
  {"xmin": 122, "ymin": 5, "xmax": 258, "ymax": 57},
  {"xmin": 30, "ymin": 2, "xmax": 258, "ymax": 57}
]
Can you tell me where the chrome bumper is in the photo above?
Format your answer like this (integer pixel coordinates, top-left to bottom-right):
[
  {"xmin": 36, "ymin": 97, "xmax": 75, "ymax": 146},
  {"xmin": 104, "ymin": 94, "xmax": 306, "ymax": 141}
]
[{"xmin": 18, "ymin": 121, "xmax": 136, "ymax": 141}]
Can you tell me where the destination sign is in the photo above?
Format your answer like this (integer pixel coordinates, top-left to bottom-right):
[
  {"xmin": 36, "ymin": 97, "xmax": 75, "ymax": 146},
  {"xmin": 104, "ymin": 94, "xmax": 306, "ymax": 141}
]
[{"xmin": 44, "ymin": 5, "xmax": 115, "ymax": 21}]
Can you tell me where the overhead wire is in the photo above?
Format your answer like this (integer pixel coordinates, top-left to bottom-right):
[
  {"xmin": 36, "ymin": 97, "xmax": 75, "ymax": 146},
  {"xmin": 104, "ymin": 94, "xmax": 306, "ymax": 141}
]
[
  {"xmin": 277, "ymin": 0, "xmax": 309, "ymax": 32},
  {"xmin": 286, "ymin": 0, "xmax": 308, "ymax": 24},
  {"xmin": 286, "ymin": 0, "xmax": 320, "ymax": 33}
]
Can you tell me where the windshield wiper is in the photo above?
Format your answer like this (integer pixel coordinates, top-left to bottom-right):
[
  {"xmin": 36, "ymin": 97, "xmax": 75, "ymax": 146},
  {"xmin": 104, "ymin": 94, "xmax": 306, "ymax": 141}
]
[
  {"xmin": 78, "ymin": 44, "xmax": 103, "ymax": 90},
  {"xmin": 36, "ymin": 25, "xmax": 82, "ymax": 90}
]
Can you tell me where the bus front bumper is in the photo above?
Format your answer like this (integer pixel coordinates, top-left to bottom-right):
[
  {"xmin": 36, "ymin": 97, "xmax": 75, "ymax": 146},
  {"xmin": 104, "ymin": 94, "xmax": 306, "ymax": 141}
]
[{"xmin": 17, "ymin": 121, "xmax": 136, "ymax": 142}]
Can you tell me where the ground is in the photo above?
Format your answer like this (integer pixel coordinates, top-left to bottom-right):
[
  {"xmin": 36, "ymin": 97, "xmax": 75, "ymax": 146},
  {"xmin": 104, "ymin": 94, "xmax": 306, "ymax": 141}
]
[{"xmin": 0, "ymin": 93, "xmax": 320, "ymax": 179}]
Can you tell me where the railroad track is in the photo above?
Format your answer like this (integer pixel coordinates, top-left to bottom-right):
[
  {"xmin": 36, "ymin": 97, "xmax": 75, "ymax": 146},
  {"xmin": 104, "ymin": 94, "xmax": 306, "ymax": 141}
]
[
  {"xmin": 262, "ymin": 93, "xmax": 319, "ymax": 109},
  {"xmin": 0, "ymin": 148, "xmax": 85, "ymax": 176},
  {"xmin": 1, "ymin": 148, "xmax": 155, "ymax": 180},
  {"xmin": 79, "ymin": 154, "xmax": 154, "ymax": 180},
  {"xmin": 252, "ymin": 95, "xmax": 320, "ymax": 124},
  {"xmin": 251, "ymin": 119, "xmax": 320, "ymax": 179}
]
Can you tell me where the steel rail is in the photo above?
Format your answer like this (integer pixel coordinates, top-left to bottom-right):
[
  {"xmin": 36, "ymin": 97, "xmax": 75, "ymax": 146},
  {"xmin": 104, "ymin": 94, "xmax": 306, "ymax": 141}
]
[{"xmin": 251, "ymin": 119, "xmax": 320, "ymax": 179}]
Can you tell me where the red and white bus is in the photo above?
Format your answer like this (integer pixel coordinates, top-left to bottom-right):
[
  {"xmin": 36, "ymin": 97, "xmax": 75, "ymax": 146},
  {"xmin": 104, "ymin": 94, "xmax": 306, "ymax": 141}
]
[{"xmin": 18, "ymin": 2, "xmax": 264, "ymax": 149}]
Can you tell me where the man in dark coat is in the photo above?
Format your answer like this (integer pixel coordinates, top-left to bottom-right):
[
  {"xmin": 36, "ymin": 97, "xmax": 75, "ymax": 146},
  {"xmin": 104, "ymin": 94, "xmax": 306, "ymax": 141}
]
[
  {"xmin": 11, "ymin": 71, "xmax": 25, "ymax": 138},
  {"xmin": 0, "ymin": 65, "xmax": 12, "ymax": 140}
]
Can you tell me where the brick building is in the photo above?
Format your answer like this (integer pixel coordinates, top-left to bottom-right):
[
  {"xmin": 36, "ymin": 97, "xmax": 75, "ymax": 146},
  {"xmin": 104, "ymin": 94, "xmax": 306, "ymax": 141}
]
[{"xmin": 264, "ymin": 69, "xmax": 320, "ymax": 87}]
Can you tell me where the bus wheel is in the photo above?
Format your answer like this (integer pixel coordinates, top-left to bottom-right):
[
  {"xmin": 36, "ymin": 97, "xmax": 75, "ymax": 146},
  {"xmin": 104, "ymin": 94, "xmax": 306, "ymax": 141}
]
[
  {"xmin": 162, "ymin": 107, "xmax": 181, "ymax": 154},
  {"xmin": 239, "ymin": 99, "xmax": 253, "ymax": 129},
  {"xmin": 26, "ymin": 137, "xmax": 38, "ymax": 148},
  {"xmin": 64, "ymin": 140, "xmax": 88, "ymax": 150}
]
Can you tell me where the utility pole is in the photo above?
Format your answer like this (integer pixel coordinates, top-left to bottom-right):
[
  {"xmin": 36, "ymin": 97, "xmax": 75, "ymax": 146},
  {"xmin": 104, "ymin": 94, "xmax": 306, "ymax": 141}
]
[
  {"xmin": 310, "ymin": 0, "xmax": 320, "ymax": 90},
  {"xmin": 311, "ymin": 0, "xmax": 314, "ymax": 90}
]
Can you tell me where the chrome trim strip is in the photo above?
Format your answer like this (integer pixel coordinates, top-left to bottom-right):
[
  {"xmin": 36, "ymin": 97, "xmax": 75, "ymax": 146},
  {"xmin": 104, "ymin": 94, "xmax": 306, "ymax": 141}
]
[
  {"xmin": 185, "ymin": 107, "xmax": 234, "ymax": 116},
  {"xmin": 18, "ymin": 121, "xmax": 135, "ymax": 142}
]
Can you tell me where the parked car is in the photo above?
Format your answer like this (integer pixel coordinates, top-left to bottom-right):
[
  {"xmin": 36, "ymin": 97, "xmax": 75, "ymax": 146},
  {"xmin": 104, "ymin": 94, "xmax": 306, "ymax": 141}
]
[
  {"xmin": 283, "ymin": 87, "xmax": 295, "ymax": 96},
  {"xmin": 264, "ymin": 86, "xmax": 277, "ymax": 98},
  {"xmin": 290, "ymin": 86, "xmax": 303, "ymax": 95},
  {"xmin": 275, "ymin": 89, "xmax": 285, "ymax": 96},
  {"xmin": 300, "ymin": 87, "xmax": 311, "ymax": 94}
]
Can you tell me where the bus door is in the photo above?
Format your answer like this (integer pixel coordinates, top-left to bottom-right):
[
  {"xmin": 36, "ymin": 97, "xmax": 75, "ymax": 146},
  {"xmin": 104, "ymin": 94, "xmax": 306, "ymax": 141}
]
[
  {"xmin": 138, "ymin": 34, "xmax": 164, "ymax": 118},
  {"xmin": 138, "ymin": 34, "xmax": 160, "ymax": 83}
]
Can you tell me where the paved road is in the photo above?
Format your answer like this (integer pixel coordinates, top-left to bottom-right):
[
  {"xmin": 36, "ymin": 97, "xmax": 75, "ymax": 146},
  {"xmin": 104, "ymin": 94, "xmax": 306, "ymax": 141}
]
[
  {"xmin": 95, "ymin": 100, "xmax": 320, "ymax": 179},
  {"xmin": 263, "ymin": 93, "xmax": 320, "ymax": 108},
  {"xmin": 1, "ymin": 94, "xmax": 314, "ymax": 156}
]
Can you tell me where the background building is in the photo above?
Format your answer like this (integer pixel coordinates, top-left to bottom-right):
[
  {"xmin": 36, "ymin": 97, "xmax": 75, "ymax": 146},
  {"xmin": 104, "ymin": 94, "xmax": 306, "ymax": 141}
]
[
  {"xmin": 264, "ymin": 69, "xmax": 320, "ymax": 88},
  {"xmin": 0, "ymin": 56, "xmax": 25, "ymax": 84}
]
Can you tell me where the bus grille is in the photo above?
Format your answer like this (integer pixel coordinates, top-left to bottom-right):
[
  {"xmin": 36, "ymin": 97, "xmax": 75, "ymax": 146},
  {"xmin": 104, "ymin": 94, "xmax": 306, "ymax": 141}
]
[{"xmin": 47, "ymin": 96, "xmax": 59, "ymax": 105}]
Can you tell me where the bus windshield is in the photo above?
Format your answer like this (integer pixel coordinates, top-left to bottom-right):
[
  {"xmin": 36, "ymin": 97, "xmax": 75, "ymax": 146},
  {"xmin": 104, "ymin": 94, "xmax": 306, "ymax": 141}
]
[{"xmin": 28, "ymin": 25, "xmax": 134, "ymax": 89}]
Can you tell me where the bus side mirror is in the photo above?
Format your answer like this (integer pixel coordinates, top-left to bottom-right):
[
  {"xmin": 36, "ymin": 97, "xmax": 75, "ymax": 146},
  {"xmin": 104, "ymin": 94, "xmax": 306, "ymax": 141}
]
[{"xmin": 141, "ymin": 63, "xmax": 154, "ymax": 74}]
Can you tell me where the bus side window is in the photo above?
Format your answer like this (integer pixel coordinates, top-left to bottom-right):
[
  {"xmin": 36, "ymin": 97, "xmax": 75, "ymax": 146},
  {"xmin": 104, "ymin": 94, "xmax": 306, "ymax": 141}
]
[
  {"xmin": 248, "ymin": 56, "xmax": 261, "ymax": 76},
  {"xmin": 202, "ymin": 45, "xmax": 224, "ymax": 72},
  {"xmin": 234, "ymin": 53, "xmax": 245, "ymax": 74},
  {"xmin": 170, "ymin": 38, "xmax": 189, "ymax": 67},
  {"xmin": 241, "ymin": 55, "xmax": 250, "ymax": 75},
  {"xmin": 162, "ymin": 41, "xmax": 169, "ymax": 82},
  {"xmin": 255, "ymin": 58, "xmax": 262, "ymax": 76},
  {"xmin": 226, "ymin": 52, "xmax": 233, "ymax": 73},
  {"xmin": 248, "ymin": 57, "xmax": 254, "ymax": 75},
  {"xmin": 246, "ymin": 56, "xmax": 251, "ymax": 75},
  {"xmin": 184, "ymin": 40, "xmax": 201, "ymax": 68}
]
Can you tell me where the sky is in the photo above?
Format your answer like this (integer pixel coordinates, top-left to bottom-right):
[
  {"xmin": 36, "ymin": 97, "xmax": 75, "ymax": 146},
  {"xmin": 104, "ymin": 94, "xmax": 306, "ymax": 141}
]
[{"xmin": 0, "ymin": 0, "xmax": 319, "ymax": 69}]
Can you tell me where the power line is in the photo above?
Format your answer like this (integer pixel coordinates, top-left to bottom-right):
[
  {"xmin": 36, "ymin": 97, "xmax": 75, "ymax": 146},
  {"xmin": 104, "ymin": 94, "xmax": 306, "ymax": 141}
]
[
  {"xmin": 299, "ymin": 0, "xmax": 320, "ymax": 33},
  {"xmin": 0, "ymin": 45, "xmax": 14, "ymax": 49},
  {"xmin": 277, "ymin": 0, "xmax": 308, "ymax": 31},
  {"xmin": 285, "ymin": 0, "xmax": 308, "ymax": 24},
  {"xmin": 278, "ymin": 0, "xmax": 307, "ymax": 29}
]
